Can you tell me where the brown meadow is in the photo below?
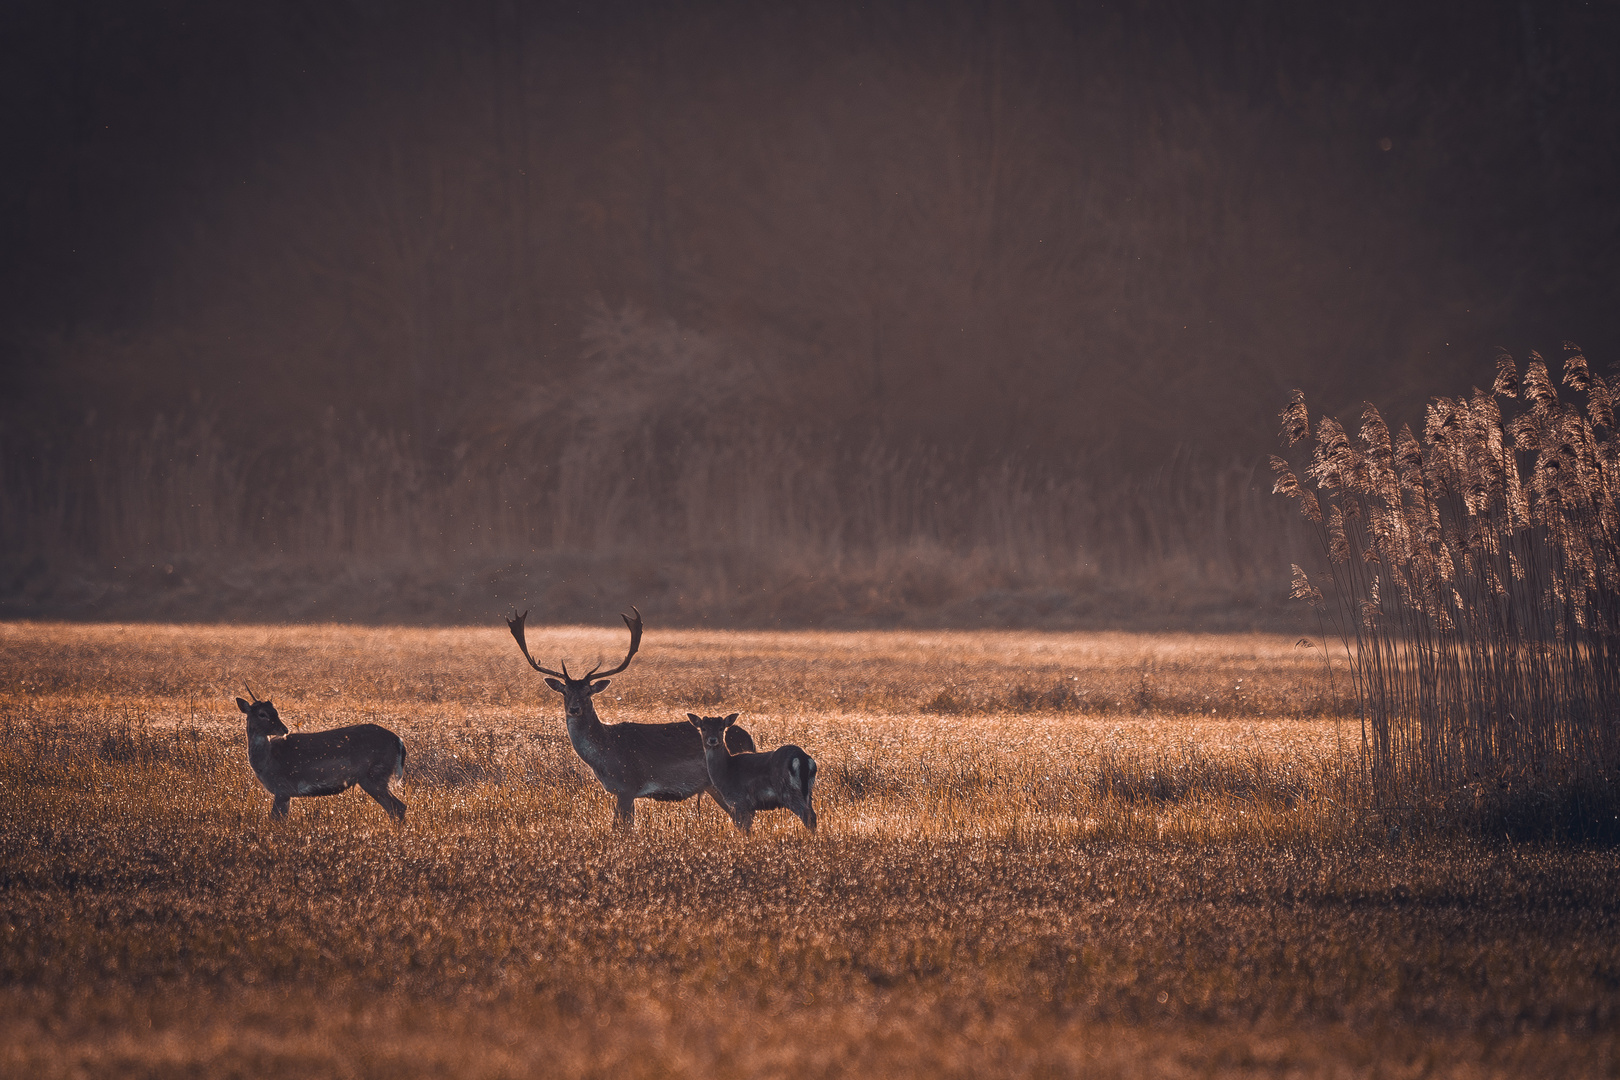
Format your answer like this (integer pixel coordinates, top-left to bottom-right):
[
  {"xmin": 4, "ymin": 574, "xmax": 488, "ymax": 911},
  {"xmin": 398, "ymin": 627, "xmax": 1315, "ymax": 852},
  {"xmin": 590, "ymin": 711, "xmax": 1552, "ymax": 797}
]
[{"xmin": 2, "ymin": 620, "xmax": 1617, "ymax": 1077}]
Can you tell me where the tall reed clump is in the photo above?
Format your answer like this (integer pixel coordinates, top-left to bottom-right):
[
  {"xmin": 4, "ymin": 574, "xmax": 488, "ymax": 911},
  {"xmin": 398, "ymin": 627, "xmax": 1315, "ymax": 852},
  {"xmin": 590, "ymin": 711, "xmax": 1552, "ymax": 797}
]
[{"xmin": 1272, "ymin": 345, "xmax": 1620, "ymax": 838}]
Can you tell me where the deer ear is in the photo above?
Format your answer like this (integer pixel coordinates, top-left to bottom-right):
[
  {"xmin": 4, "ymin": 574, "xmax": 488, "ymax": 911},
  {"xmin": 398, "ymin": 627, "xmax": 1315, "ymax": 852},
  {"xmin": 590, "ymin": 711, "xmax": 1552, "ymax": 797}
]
[
  {"xmin": 543, "ymin": 678, "xmax": 565, "ymax": 693},
  {"xmin": 237, "ymin": 698, "xmax": 251, "ymax": 713},
  {"xmin": 687, "ymin": 713, "xmax": 702, "ymax": 725},
  {"xmin": 589, "ymin": 680, "xmax": 610, "ymax": 695},
  {"xmin": 724, "ymin": 713, "xmax": 739, "ymax": 726}
]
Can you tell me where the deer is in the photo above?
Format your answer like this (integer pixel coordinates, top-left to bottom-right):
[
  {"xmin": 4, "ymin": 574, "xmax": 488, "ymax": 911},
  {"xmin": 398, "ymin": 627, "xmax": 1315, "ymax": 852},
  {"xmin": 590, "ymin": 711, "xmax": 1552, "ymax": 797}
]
[
  {"xmin": 506, "ymin": 607, "xmax": 756, "ymax": 828},
  {"xmin": 686, "ymin": 713, "xmax": 817, "ymax": 834},
  {"xmin": 237, "ymin": 687, "xmax": 407, "ymax": 822}
]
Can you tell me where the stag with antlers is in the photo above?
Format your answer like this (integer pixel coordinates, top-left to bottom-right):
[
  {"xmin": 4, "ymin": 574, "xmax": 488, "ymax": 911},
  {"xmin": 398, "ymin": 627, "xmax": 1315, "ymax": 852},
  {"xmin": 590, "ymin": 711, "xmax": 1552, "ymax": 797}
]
[{"xmin": 506, "ymin": 607, "xmax": 756, "ymax": 828}]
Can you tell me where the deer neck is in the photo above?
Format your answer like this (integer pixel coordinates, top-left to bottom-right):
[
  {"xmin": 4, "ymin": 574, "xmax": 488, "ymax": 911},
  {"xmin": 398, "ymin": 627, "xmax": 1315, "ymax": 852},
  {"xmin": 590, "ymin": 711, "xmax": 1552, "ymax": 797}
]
[
  {"xmin": 246, "ymin": 728, "xmax": 278, "ymax": 773},
  {"xmin": 702, "ymin": 742, "xmax": 738, "ymax": 791},
  {"xmin": 563, "ymin": 698, "xmax": 608, "ymax": 746},
  {"xmin": 564, "ymin": 698, "xmax": 626, "ymax": 779}
]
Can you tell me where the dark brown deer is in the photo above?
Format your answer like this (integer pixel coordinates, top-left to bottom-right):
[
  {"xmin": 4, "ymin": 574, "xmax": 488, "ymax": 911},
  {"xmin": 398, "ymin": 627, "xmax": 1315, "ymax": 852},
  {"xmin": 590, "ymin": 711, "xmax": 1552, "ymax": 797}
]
[
  {"xmin": 687, "ymin": 713, "xmax": 817, "ymax": 834},
  {"xmin": 506, "ymin": 608, "xmax": 755, "ymax": 828},
  {"xmin": 237, "ymin": 687, "xmax": 407, "ymax": 821}
]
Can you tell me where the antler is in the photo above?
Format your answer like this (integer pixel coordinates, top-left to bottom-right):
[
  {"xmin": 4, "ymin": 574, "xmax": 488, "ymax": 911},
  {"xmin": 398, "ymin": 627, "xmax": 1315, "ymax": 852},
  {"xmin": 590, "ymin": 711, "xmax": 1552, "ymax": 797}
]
[
  {"xmin": 506, "ymin": 611, "xmax": 567, "ymax": 678},
  {"xmin": 244, "ymin": 683, "xmax": 259, "ymax": 702},
  {"xmin": 585, "ymin": 606, "xmax": 643, "ymax": 680},
  {"xmin": 507, "ymin": 607, "xmax": 642, "ymax": 681}
]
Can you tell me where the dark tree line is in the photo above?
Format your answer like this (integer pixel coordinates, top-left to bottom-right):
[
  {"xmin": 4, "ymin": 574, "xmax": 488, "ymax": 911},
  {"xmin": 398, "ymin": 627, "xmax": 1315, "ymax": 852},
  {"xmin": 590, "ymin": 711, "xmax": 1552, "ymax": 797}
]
[{"xmin": 3, "ymin": 0, "xmax": 1617, "ymax": 471}]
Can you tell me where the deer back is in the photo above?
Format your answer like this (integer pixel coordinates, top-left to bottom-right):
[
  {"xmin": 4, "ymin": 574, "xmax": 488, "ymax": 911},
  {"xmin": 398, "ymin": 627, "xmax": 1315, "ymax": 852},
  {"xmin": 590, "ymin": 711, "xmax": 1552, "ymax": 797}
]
[
  {"xmin": 708, "ymin": 743, "xmax": 814, "ymax": 813},
  {"xmin": 582, "ymin": 717, "xmax": 755, "ymax": 799},
  {"xmin": 256, "ymin": 723, "xmax": 405, "ymax": 798}
]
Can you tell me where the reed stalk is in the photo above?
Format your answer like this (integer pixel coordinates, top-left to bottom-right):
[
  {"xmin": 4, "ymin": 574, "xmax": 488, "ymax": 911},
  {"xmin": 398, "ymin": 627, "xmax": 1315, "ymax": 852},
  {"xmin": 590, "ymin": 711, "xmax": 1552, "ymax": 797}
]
[{"xmin": 1275, "ymin": 346, "xmax": 1620, "ymax": 835}]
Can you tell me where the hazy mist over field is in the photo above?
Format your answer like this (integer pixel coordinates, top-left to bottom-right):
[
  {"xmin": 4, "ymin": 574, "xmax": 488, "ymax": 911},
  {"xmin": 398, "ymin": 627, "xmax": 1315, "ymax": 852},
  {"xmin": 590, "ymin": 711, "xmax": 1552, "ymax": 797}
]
[{"xmin": 2, "ymin": 0, "xmax": 1616, "ymax": 625}]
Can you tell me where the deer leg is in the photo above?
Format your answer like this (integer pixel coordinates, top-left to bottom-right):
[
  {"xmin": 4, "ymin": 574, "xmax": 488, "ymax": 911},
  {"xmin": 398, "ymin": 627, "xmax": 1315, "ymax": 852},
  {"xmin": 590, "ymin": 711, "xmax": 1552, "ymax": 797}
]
[
  {"xmin": 270, "ymin": 795, "xmax": 290, "ymax": 820},
  {"xmin": 359, "ymin": 777, "xmax": 406, "ymax": 822},
  {"xmin": 734, "ymin": 808, "xmax": 755, "ymax": 835},
  {"xmin": 703, "ymin": 785, "xmax": 734, "ymax": 817},
  {"xmin": 793, "ymin": 797, "xmax": 818, "ymax": 832},
  {"xmin": 613, "ymin": 795, "xmax": 636, "ymax": 830},
  {"xmin": 704, "ymin": 786, "xmax": 748, "ymax": 831}
]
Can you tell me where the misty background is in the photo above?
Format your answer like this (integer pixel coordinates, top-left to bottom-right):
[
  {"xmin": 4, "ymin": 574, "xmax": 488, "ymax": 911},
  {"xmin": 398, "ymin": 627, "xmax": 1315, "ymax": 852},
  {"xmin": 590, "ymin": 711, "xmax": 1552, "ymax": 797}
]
[{"xmin": 2, "ymin": 0, "xmax": 1616, "ymax": 626}]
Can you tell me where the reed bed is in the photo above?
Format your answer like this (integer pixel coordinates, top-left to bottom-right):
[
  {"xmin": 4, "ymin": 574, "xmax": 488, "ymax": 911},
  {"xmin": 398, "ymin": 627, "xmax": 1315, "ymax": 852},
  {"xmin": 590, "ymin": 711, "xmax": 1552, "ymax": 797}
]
[
  {"xmin": 0, "ymin": 417, "xmax": 1298, "ymax": 626},
  {"xmin": 1273, "ymin": 345, "xmax": 1620, "ymax": 836}
]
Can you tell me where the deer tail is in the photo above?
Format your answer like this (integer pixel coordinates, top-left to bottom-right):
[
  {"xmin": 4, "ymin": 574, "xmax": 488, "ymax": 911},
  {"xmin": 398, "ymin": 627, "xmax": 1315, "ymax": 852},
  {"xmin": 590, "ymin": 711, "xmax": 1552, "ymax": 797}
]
[
  {"xmin": 789, "ymin": 750, "xmax": 816, "ymax": 798},
  {"xmin": 395, "ymin": 737, "xmax": 407, "ymax": 782}
]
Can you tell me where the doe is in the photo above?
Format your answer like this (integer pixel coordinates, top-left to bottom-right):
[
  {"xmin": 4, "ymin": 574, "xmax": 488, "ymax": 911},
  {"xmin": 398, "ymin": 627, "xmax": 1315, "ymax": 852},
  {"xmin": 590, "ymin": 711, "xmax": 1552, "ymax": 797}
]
[
  {"xmin": 687, "ymin": 713, "xmax": 818, "ymax": 834},
  {"xmin": 238, "ymin": 687, "xmax": 407, "ymax": 822}
]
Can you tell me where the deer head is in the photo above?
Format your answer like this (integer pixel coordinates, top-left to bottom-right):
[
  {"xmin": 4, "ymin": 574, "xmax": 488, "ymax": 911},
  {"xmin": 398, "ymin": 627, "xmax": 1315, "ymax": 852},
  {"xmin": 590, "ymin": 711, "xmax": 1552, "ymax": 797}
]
[
  {"xmin": 686, "ymin": 712, "xmax": 740, "ymax": 750},
  {"xmin": 236, "ymin": 685, "xmax": 289, "ymax": 737},
  {"xmin": 506, "ymin": 607, "xmax": 643, "ymax": 719}
]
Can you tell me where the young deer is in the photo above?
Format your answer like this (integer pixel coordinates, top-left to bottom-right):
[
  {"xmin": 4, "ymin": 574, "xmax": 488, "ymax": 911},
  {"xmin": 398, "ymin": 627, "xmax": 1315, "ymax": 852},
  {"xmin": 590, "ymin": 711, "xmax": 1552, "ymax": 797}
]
[
  {"xmin": 507, "ymin": 608, "xmax": 755, "ymax": 828},
  {"xmin": 238, "ymin": 688, "xmax": 407, "ymax": 821},
  {"xmin": 687, "ymin": 713, "xmax": 817, "ymax": 834}
]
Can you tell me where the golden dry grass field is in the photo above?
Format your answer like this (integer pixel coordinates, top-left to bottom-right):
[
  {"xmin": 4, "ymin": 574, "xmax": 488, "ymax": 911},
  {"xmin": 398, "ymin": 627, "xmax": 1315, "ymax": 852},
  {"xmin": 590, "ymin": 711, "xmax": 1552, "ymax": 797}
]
[{"xmin": 2, "ymin": 620, "xmax": 1617, "ymax": 1078}]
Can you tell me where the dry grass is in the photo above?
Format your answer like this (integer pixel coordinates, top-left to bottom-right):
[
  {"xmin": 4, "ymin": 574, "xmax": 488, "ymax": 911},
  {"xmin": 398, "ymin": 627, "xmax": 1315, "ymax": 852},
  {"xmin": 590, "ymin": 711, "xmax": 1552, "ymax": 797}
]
[{"xmin": 2, "ymin": 621, "xmax": 1617, "ymax": 1078}]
